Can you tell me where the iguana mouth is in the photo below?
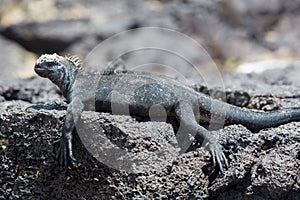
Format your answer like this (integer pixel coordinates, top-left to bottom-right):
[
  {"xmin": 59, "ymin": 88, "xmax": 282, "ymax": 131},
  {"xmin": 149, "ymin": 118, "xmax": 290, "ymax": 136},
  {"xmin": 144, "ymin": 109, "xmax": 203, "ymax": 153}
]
[
  {"xmin": 34, "ymin": 64, "xmax": 52, "ymax": 76},
  {"xmin": 34, "ymin": 67, "xmax": 46, "ymax": 72}
]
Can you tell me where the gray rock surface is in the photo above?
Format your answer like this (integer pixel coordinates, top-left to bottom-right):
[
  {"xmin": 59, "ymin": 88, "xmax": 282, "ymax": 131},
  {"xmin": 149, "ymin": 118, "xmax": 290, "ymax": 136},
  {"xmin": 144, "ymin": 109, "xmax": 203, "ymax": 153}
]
[{"xmin": 0, "ymin": 66, "xmax": 299, "ymax": 199}]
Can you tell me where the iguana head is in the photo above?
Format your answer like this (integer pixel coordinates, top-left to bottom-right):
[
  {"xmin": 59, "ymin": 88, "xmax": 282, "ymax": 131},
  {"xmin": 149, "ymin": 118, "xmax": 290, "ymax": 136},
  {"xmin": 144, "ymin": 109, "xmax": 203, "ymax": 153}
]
[
  {"xmin": 35, "ymin": 53, "xmax": 81, "ymax": 78},
  {"xmin": 35, "ymin": 53, "xmax": 82, "ymax": 100}
]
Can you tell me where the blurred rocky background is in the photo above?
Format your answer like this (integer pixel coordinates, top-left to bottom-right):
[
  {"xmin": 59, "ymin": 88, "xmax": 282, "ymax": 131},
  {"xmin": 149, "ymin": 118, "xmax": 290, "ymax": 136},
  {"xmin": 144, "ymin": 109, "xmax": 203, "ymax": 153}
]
[{"xmin": 0, "ymin": 0, "xmax": 299, "ymax": 79}]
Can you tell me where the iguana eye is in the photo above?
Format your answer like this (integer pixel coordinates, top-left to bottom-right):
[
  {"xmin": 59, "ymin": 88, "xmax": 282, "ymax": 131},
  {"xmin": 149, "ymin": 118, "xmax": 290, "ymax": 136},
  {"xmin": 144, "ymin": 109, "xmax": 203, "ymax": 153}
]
[
  {"xmin": 42, "ymin": 61, "xmax": 55, "ymax": 68},
  {"xmin": 57, "ymin": 65, "xmax": 63, "ymax": 70}
]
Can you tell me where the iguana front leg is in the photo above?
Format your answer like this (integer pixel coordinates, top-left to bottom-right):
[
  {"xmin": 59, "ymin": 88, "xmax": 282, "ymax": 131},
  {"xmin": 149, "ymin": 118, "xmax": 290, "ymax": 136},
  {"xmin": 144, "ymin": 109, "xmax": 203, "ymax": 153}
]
[
  {"xmin": 56, "ymin": 97, "xmax": 84, "ymax": 166},
  {"xmin": 175, "ymin": 101, "xmax": 228, "ymax": 172}
]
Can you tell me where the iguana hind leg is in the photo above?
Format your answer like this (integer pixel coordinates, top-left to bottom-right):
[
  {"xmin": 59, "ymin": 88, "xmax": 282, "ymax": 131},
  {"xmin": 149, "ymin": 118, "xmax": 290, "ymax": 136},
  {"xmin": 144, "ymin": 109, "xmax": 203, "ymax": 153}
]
[{"xmin": 174, "ymin": 101, "xmax": 228, "ymax": 172}]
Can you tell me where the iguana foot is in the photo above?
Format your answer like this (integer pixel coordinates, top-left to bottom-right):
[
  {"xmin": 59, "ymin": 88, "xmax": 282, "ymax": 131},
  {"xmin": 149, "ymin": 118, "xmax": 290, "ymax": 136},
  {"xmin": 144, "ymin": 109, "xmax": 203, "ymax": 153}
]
[
  {"xmin": 205, "ymin": 141, "xmax": 228, "ymax": 173},
  {"xmin": 53, "ymin": 136, "xmax": 76, "ymax": 166}
]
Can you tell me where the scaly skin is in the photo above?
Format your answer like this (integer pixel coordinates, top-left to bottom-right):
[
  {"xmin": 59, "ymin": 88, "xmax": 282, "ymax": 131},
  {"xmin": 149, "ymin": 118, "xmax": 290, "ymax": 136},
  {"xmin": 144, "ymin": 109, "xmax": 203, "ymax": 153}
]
[{"xmin": 34, "ymin": 53, "xmax": 300, "ymax": 172}]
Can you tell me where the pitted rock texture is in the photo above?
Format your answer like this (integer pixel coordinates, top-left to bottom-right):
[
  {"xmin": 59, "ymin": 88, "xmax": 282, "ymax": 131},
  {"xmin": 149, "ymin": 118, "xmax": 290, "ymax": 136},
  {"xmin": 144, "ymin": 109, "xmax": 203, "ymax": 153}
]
[{"xmin": 0, "ymin": 68, "xmax": 299, "ymax": 199}]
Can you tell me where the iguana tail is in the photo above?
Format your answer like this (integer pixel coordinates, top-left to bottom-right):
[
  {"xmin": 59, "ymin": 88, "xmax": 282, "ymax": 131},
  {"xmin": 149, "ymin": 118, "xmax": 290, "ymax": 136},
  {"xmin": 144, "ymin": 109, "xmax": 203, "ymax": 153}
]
[{"xmin": 225, "ymin": 106, "xmax": 300, "ymax": 132}]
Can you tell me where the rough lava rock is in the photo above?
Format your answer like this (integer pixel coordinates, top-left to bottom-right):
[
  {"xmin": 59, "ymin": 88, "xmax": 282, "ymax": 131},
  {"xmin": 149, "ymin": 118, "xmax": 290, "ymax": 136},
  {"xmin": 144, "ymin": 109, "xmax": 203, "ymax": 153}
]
[{"xmin": 1, "ymin": 65, "xmax": 300, "ymax": 199}]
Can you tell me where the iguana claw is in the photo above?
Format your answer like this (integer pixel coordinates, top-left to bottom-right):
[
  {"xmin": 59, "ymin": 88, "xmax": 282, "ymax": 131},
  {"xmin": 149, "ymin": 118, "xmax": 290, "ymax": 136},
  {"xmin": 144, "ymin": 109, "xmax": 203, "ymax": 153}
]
[
  {"xmin": 54, "ymin": 136, "xmax": 76, "ymax": 166},
  {"xmin": 206, "ymin": 141, "xmax": 228, "ymax": 173}
]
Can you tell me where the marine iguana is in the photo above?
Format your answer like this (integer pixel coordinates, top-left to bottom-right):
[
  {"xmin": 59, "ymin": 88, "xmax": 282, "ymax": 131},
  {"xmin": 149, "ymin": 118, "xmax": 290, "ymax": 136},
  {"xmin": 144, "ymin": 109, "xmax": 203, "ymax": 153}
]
[{"xmin": 34, "ymin": 53, "xmax": 300, "ymax": 172}]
